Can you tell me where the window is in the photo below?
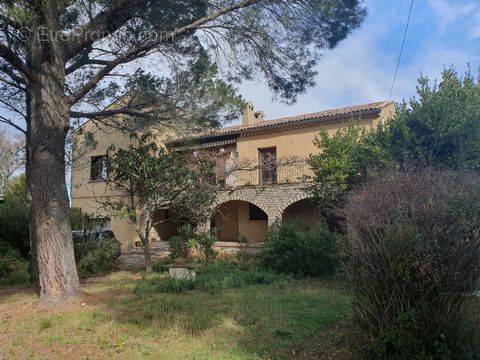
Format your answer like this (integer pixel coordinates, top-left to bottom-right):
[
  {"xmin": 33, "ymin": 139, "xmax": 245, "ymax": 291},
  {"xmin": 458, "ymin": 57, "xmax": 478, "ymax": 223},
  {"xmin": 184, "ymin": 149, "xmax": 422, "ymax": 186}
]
[
  {"xmin": 258, "ymin": 147, "xmax": 277, "ymax": 184},
  {"xmin": 90, "ymin": 155, "xmax": 108, "ymax": 181},
  {"xmin": 249, "ymin": 203, "xmax": 268, "ymax": 220}
]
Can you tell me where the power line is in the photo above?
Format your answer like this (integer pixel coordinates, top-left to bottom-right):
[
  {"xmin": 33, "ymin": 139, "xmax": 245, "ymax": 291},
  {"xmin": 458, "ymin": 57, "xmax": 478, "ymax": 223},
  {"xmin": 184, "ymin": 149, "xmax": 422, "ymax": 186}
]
[{"xmin": 389, "ymin": 0, "xmax": 415, "ymax": 100}]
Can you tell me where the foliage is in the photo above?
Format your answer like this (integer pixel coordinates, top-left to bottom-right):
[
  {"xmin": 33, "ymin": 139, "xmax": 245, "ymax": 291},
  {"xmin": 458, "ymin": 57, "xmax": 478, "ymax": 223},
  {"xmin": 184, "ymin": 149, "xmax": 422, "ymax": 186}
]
[
  {"xmin": 0, "ymin": 175, "xmax": 29, "ymax": 257},
  {"xmin": 99, "ymin": 133, "xmax": 217, "ymax": 271},
  {"xmin": 135, "ymin": 260, "xmax": 289, "ymax": 295},
  {"xmin": 168, "ymin": 224, "xmax": 197, "ymax": 262},
  {"xmin": 343, "ymin": 169, "xmax": 480, "ymax": 359},
  {"xmin": 168, "ymin": 224, "xmax": 218, "ymax": 263},
  {"xmin": 152, "ymin": 259, "xmax": 170, "ymax": 273},
  {"xmin": 373, "ymin": 68, "xmax": 480, "ymax": 170},
  {"xmin": 309, "ymin": 68, "xmax": 480, "ymax": 212},
  {"xmin": 260, "ymin": 221, "xmax": 340, "ymax": 277},
  {"xmin": 308, "ymin": 122, "xmax": 392, "ymax": 207},
  {"xmin": 0, "ymin": 241, "xmax": 30, "ymax": 287},
  {"xmin": 196, "ymin": 231, "xmax": 218, "ymax": 262},
  {"xmin": 70, "ymin": 207, "xmax": 90, "ymax": 231},
  {"xmin": 75, "ymin": 238, "xmax": 121, "ymax": 279}
]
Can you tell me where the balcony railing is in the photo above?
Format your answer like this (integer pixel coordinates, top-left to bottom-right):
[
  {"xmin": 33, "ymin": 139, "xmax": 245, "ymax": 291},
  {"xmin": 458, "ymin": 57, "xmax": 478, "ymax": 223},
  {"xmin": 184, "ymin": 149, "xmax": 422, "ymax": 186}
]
[{"xmin": 219, "ymin": 161, "xmax": 313, "ymax": 188}]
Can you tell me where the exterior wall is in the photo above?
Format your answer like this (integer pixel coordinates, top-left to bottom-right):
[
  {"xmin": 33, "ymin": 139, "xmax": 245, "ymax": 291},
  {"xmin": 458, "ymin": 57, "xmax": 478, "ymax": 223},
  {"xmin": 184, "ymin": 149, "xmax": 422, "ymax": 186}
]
[
  {"xmin": 235, "ymin": 116, "xmax": 384, "ymax": 167},
  {"xmin": 214, "ymin": 201, "xmax": 240, "ymax": 241},
  {"xmin": 237, "ymin": 201, "xmax": 268, "ymax": 243}
]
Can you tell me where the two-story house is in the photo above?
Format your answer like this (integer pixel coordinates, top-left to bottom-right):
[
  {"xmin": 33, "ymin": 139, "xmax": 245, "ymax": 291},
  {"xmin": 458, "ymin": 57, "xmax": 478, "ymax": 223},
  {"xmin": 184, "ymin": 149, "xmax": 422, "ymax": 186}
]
[{"xmin": 71, "ymin": 100, "xmax": 395, "ymax": 254}]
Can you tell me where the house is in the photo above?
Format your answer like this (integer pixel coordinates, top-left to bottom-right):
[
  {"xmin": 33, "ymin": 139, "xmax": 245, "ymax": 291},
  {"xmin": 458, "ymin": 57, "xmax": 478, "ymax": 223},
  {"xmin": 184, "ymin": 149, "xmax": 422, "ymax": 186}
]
[{"xmin": 70, "ymin": 100, "xmax": 395, "ymax": 253}]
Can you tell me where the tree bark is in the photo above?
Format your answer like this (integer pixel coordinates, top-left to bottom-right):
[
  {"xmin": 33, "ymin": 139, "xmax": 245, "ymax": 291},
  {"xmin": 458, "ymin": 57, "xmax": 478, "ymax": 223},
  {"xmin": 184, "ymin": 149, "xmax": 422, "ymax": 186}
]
[
  {"xmin": 143, "ymin": 239, "xmax": 153, "ymax": 273},
  {"xmin": 26, "ymin": 8, "xmax": 82, "ymax": 307}
]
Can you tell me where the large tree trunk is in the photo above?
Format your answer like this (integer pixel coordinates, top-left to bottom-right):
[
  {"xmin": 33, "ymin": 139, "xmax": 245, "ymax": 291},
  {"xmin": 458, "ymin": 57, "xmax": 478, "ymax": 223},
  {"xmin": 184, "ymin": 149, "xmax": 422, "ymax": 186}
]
[{"xmin": 26, "ymin": 9, "xmax": 81, "ymax": 307}]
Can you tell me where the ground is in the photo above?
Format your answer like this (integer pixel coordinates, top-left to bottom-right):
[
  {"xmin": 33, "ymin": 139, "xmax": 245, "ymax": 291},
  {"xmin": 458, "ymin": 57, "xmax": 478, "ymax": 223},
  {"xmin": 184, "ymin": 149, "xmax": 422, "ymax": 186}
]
[{"xmin": 0, "ymin": 272, "xmax": 362, "ymax": 360}]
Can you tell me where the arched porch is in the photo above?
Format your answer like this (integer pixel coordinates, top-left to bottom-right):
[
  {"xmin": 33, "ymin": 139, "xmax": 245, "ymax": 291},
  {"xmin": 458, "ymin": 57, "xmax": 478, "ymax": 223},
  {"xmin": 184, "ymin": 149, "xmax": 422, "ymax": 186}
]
[
  {"xmin": 213, "ymin": 200, "xmax": 268, "ymax": 243},
  {"xmin": 282, "ymin": 197, "xmax": 321, "ymax": 230}
]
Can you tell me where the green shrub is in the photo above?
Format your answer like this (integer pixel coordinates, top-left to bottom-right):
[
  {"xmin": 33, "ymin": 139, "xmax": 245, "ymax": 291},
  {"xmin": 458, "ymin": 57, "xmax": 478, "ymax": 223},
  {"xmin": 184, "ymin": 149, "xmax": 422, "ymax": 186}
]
[
  {"xmin": 196, "ymin": 231, "xmax": 218, "ymax": 261},
  {"xmin": 344, "ymin": 169, "xmax": 480, "ymax": 359},
  {"xmin": 134, "ymin": 260, "xmax": 288, "ymax": 295},
  {"xmin": 260, "ymin": 221, "xmax": 340, "ymax": 277},
  {"xmin": 0, "ymin": 176, "xmax": 29, "ymax": 257},
  {"xmin": 0, "ymin": 241, "xmax": 30, "ymax": 287},
  {"xmin": 152, "ymin": 259, "xmax": 170, "ymax": 273},
  {"xmin": 76, "ymin": 238, "xmax": 121, "ymax": 278},
  {"xmin": 168, "ymin": 224, "xmax": 196, "ymax": 262},
  {"xmin": 168, "ymin": 224, "xmax": 218, "ymax": 262}
]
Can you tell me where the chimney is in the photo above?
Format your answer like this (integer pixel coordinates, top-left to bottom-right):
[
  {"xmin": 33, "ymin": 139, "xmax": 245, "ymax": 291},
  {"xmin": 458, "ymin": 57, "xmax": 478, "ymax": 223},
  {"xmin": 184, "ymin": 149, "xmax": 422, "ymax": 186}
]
[
  {"xmin": 242, "ymin": 101, "xmax": 264, "ymax": 126},
  {"xmin": 254, "ymin": 111, "xmax": 265, "ymax": 122}
]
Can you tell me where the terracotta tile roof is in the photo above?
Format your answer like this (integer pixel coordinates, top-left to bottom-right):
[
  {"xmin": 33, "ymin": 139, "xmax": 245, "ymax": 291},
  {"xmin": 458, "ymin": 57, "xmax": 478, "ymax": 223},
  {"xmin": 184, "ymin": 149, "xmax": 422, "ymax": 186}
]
[{"xmin": 167, "ymin": 100, "xmax": 393, "ymax": 146}]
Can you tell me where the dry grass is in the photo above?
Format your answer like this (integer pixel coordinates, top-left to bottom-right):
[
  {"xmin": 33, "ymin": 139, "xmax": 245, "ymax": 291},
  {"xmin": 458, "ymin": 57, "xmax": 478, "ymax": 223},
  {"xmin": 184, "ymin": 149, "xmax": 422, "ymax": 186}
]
[{"xmin": 0, "ymin": 271, "xmax": 357, "ymax": 360}]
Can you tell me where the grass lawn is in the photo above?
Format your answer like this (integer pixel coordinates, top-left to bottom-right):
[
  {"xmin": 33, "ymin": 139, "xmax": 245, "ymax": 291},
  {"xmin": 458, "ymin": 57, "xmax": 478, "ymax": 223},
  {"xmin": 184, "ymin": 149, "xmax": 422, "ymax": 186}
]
[{"xmin": 0, "ymin": 271, "xmax": 360, "ymax": 360}]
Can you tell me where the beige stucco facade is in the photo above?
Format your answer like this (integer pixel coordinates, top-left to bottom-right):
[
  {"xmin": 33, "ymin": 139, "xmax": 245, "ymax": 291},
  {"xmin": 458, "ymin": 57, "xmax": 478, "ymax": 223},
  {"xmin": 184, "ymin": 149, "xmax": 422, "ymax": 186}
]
[{"xmin": 71, "ymin": 101, "xmax": 395, "ymax": 251}]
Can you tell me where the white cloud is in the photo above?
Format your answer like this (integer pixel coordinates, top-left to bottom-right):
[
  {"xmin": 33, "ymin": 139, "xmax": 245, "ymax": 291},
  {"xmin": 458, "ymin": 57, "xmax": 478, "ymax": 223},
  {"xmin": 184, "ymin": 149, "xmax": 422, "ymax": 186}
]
[
  {"xmin": 427, "ymin": 0, "xmax": 476, "ymax": 30},
  {"xmin": 427, "ymin": 0, "xmax": 480, "ymax": 40}
]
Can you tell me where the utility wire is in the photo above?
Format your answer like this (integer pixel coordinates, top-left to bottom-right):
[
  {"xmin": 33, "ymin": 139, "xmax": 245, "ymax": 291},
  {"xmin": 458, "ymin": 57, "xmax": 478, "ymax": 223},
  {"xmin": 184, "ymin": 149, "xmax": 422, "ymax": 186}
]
[{"xmin": 389, "ymin": 0, "xmax": 414, "ymax": 100}]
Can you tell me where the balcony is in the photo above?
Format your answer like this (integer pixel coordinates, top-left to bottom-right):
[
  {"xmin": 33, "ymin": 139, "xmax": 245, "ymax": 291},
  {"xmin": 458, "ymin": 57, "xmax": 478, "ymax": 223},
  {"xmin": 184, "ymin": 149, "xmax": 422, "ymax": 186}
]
[{"xmin": 220, "ymin": 161, "xmax": 313, "ymax": 188}]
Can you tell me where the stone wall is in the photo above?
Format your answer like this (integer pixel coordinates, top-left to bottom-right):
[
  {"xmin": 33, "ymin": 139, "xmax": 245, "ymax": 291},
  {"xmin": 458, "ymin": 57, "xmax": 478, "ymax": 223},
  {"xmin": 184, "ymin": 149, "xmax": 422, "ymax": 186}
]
[{"xmin": 215, "ymin": 183, "xmax": 312, "ymax": 226}]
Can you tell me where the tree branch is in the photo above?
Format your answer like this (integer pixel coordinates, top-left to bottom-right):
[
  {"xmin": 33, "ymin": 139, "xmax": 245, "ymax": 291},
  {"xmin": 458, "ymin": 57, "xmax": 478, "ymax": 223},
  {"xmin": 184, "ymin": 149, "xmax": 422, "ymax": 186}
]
[
  {"xmin": 0, "ymin": 43, "xmax": 31, "ymax": 81},
  {"xmin": 66, "ymin": 54, "xmax": 112, "ymax": 75},
  {"xmin": 64, "ymin": 0, "xmax": 144, "ymax": 60},
  {"xmin": 67, "ymin": 0, "xmax": 261, "ymax": 106},
  {"xmin": 69, "ymin": 108, "xmax": 152, "ymax": 119},
  {"xmin": 0, "ymin": 115, "xmax": 26, "ymax": 134},
  {"xmin": 0, "ymin": 64, "xmax": 27, "ymax": 85}
]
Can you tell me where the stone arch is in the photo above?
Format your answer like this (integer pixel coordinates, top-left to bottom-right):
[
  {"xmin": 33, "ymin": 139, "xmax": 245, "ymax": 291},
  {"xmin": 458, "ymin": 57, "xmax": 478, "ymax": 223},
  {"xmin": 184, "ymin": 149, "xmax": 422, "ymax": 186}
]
[
  {"xmin": 281, "ymin": 196, "xmax": 321, "ymax": 230},
  {"xmin": 213, "ymin": 192, "xmax": 269, "ymax": 215},
  {"xmin": 212, "ymin": 199, "xmax": 268, "ymax": 243},
  {"xmin": 276, "ymin": 191, "xmax": 313, "ymax": 215}
]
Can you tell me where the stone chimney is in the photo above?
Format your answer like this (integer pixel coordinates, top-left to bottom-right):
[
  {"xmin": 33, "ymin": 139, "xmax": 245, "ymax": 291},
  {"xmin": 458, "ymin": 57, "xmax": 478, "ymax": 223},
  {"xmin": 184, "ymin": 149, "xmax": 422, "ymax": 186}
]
[
  {"xmin": 242, "ymin": 101, "xmax": 265, "ymax": 126},
  {"xmin": 254, "ymin": 111, "xmax": 265, "ymax": 122}
]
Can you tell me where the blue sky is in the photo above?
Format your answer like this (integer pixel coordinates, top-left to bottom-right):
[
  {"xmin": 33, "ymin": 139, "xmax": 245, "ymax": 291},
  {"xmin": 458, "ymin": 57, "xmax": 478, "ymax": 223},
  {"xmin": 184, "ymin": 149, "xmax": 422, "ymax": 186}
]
[{"xmin": 237, "ymin": 0, "xmax": 480, "ymax": 121}]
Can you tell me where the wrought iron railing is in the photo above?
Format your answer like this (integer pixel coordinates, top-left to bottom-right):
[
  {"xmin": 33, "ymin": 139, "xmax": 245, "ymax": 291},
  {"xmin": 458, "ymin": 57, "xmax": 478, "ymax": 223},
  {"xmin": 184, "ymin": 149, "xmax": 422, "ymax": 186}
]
[{"xmin": 219, "ymin": 161, "xmax": 313, "ymax": 188}]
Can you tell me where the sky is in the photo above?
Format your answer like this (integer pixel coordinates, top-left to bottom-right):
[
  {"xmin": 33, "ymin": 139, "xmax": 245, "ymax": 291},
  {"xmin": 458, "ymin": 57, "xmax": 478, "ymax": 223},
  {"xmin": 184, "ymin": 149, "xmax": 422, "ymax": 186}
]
[
  {"xmin": 236, "ymin": 0, "xmax": 480, "ymax": 121},
  {"xmin": 1, "ymin": 0, "xmax": 480, "ymax": 134}
]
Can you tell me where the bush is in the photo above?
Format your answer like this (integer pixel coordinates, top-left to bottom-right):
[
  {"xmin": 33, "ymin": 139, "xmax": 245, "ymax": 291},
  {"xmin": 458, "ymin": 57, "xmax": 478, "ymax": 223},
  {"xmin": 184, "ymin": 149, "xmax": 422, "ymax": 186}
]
[
  {"xmin": 260, "ymin": 221, "xmax": 340, "ymax": 277},
  {"xmin": 75, "ymin": 238, "xmax": 121, "ymax": 278},
  {"xmin": 196, "ymin": 231, "xmax": 218, "ymax": 261},
  {"xmin": 152, "ymin": 259, "xmax": 170, "ymax": 273},
  {"xmin": 168, "ymin": 224, "xmax": 218, "ymax": 263},
  {"xmin": 0, "ymin": 176, "xmax": 29, "ymax": 258},
  {"xmin": 168, "ymin": 224, "xmax": 197, "ymax": 262},
  {"xmin": 134, "ymin": 260, "xmax": 288, "ymax": 295},
  {"xmin": 0, "ymin": 241, "xmax": 30, "ymax": 287},
  {"xmin": 344, "ymin": 169, "xmax": 480, "ymax": 358}
]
